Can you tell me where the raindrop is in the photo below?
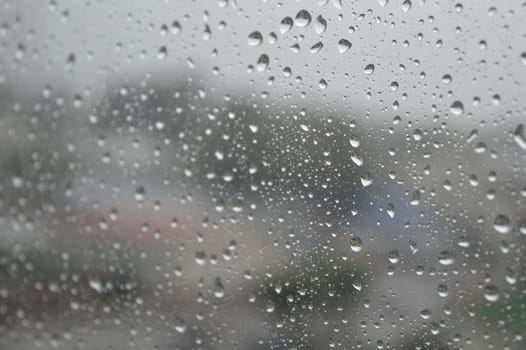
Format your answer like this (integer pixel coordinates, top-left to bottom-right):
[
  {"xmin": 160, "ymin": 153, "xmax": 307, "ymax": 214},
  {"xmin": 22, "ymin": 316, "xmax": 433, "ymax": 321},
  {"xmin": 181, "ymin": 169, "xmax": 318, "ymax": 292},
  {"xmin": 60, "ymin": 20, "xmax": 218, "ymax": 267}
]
[
  {"xmin": 364, "ymin": 64, "xmax": 375, "ymax": 75},
  {"xmin": 248, "ymin": 31, "xmax": 263, "ymax": 46},
  {"xmin": 420, "ymin": 309, "xmax": 432, "ymax": 319},
  {"xmin": 360, "ymin": 173, "xmax": 373, "ymax": 187},
  {"xmin": 386, "ymin": 203, "xmax": 395, "ymax": 218},
  {"xmin": 513, "ymin": 124, "xmax": 526, "ymax": 149},
  {"xmin": 484, "ymin": 285, "xmax": 500, "ymax": 302},
  {"xmin": 442, "ymin": 74, "xmax": 452, "ymax": 84},
  {"xmin": 310, "ymin": 41, "xmax": 323, "ymax": 53},
  {"xmin": 295, "ymin": 10, "xmax": 312, "ymax": 27},
  {"xmin": 314, "ymin": 15, "xmax": 327, "ymax": 34},
  {"xmin": 350, "ymin": 237, "xmax": 363, "ymax": 252},
  {"xmin": 214, "ymin": 277, "xmax": 225, "ymax": 298},
  {"xmin": 449, "ymin": 100, "xmax": 464, "ymax": 115},
  {"xmin": 437, "ymin": 284, "xmax": 448, "ymax": 298},
  {"xmin": 438, "ymin": 251, "xmax": 455, "ymax": 265},
  {"xmin": 388, "ymin": 249, "xmax": 400, "ymax": 264},
  {"xmin": 493, "ymin": 214, "xmax": 511, "ymax": 234},
  {"xmin": 338, "ymin": 39, "xmax": 352, "ymax": 54},
  {"xmin": 256, "ymin": 54, "xmax": 269, "ymax": 71},
  {"xmin": 401, "ymin": 0, "xmax": 411, "ymax": 12},
  {"xmin": 280, "ymin": 17, "xmax": 293, "ymax": 34}
]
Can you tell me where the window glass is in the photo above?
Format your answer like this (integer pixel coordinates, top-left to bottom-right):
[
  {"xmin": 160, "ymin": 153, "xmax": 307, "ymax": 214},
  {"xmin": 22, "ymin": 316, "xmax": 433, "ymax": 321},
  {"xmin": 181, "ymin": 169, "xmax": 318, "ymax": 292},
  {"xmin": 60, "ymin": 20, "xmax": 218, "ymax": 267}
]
[{"xmin": 0, "ymin": 1, "xmax": 525, "ymax": 349}]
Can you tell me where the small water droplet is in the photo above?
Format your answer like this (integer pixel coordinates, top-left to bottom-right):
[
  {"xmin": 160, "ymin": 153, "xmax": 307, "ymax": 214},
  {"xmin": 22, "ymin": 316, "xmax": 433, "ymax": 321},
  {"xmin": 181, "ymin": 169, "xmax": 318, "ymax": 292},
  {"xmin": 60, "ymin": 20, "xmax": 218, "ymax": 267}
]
[{"xmin": 386, "ymin": 203, "xmax": 395, "ymax": 218}]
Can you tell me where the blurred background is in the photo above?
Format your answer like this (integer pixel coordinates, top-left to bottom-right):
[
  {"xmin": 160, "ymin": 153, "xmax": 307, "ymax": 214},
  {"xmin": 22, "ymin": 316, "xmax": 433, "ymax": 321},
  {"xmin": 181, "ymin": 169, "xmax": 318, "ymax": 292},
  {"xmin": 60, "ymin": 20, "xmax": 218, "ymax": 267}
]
[{"xmin": 0, "ymin": 0, "xmax": 525, "ymax": 349}]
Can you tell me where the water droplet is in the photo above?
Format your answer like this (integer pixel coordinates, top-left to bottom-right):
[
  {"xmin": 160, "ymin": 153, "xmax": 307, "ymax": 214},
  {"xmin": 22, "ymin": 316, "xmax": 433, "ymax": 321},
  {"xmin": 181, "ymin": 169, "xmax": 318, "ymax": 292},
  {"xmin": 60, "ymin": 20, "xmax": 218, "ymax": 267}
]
[
  {"xmin": 349, "ymin": 135, "xmax": 360, "ymax": 148},
  {"xmin": 265, "ymin": 300, "xmax": 275, "ymax": 312},
  {"xmin": 437, "ymin": 284, "xmax": 448, "ymax": 297},
  {"xmin": 401, "ymin": 0, "xmax": 412, "ymax": 12},
  {"xmin": 420, "ymin": 309, "xmax": 432, "ymax": 319},
  {"xmin": 513, "ymin": 124, "xmax": 526, "ymax": 149},
  {"xmin": 388, "ymin": 249, "xmax": 400, "ymax": 264},
  {"xmin": 449, "ymin": 100, "xmax": 464, "ymax": 115},
  {"xmin": 410, "ymin": 190, "xmax": 420, "ymax": 205},
  {"xmin": 256, "ymin": 54, "xmax": 269, "ymax": 71},
  {"xmin": 175, "ymin": 317, "xmax": 186, "ymax": 333},
  {"xmin": 351, "ymin": 153, "xmax": 363, "ymax": 166},
  {"xmin": 310, "ymin": 41, "xmax": 323, "ymax": 53},
  {"xmin": 332, "ymin": 0, "xmax": 343, "ymax": 9},
  {"xmin": 248, "ymin": 31, "xmax": 263, "ymax": 46},
  {"xmin": 352, "ymin": 281, "xmax": 362, "ymax": 291},
  {"xmin": 338, "ymin": 39, "xmax": 352, "ymax": 54},
  {"xmin": 289, "ymin": 43, "xmax": 301, "ymax": 54},
  {"xmin": 314, "ymin": 15, "xmax": 327, "ymax": 34},
  {"xmin": 386, "ymin": 203, "xmax": 395, "ymax": 218},
  {"xmin": 378, "ymin": 0, "xmax": 388, "ymax": 7},
  {"xmin": 319, "ymin": 79, "xmax": 328, "ymax": 89},
  {"xmin": 350, "ymin": 237, "xmax": 363, "ymax": 252},
  {"xmin": 438, "ymin": 251, "xmax": 455, "ymax": 265},
  {"xmin": 158, "ymin": 46, "xmax": 167, "ymax": 59},
  {"xmin": 213, "ymin": 277, "xmax": 225, "ymax": 298},
  {"xmin": 135, "ymin": 187, "xmax": 145, "ymax": 202},
  {"xmin": 442, "ymin": 74, "xmax": 452, "ymax": 84},
  {"xmin": 360, "ymin": 173, "xmax": 373, "ymax": 187},
  {"xmin": 295, "ymin": 10, "xmax": 312, "ymax": 27},
  {"xmin": 493, "ymin": 214, "xmax": 511, "ymax": 234},
  {"xmin": 484, "ymin": 285, "xmax": 500, "ymax": 302},
  {"xmin": 364, "ymin": 64, "xmax": 375, "ymax": 75},
  {"xmin": 280, "ymin": 17, "xmax": 293, "ymax": 34}
]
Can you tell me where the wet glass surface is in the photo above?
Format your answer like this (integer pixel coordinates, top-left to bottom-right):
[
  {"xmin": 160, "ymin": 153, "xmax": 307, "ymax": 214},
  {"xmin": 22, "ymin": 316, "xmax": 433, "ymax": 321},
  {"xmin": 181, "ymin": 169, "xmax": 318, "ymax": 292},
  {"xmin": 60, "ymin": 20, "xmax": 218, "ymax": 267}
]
[{"xmin": 0, "ymin": 1, "xmax": 525, "ymax": 349}]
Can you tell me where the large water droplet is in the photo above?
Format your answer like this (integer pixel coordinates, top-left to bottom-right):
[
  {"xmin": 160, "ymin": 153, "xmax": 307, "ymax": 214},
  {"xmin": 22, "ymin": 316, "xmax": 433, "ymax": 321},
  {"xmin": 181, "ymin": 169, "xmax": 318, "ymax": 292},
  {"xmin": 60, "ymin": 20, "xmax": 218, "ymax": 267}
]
[
  {"xmin": 256, "ymin": 54, "xmax": 269, "ymax": 71},
  {"xmin": 350, "ymin": 237, "xmax": 363, "ymax": 252},
  {"xmin": 214, "ymin": 277, "xmax": 225, "ymax": 298},
  {"xmin": 314, "ymin": 15, "xmax": 327, "ymax": 34},
  {"xmin": 248, "ymin": 31, "xmax": 263, "ymax": 46},
  {"xmin": 449, "ymin": 101, "xmax": 464, "ymax": 115},
  {"xmin": 280, "ymin": 17, "xmax": 293, "ymax": 34},
  {"xmin": 484, "ymin": 285, "xmax": 500, "ymax": 302},
  {"xmin": 338, "ymin": 39, "xmax": 352, "ymax": 54},
  {"xmin": 438, "ymin": 251, "xmax": 455, "ymax": 265},
  {"xmin": 295, "ymin": 10, "xmax": 312, "ymax": 27},
  {"xmin": 401, "ymin": 0, "xmax": 412, "ymax": 12},
  {"xmin": 493, "ymin": 214, "xmax": 511, "ymax": 234}
]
